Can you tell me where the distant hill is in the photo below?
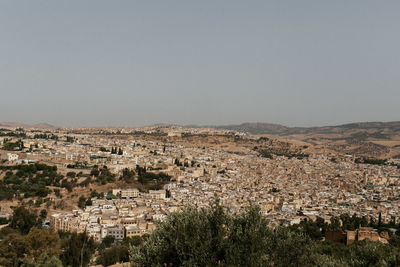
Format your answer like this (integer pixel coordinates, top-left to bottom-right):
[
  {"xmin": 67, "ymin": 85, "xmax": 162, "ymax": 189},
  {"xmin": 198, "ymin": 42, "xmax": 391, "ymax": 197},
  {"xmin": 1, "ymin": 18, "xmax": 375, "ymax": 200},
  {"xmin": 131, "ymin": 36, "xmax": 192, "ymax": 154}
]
[
  {"xmin": 31, "ymin": 123, "xmax": 57, "ymax": 129},
  {"xmin": 208, "ymin": 121, "xmax": 400, "ymax": 158},
  {"xmin": 0, "ymin": 121, "xmax": 57, "ymax": 129},
  {"xmin": 209, "ymin": 121, "xmax": 400, "ymax": 139}
]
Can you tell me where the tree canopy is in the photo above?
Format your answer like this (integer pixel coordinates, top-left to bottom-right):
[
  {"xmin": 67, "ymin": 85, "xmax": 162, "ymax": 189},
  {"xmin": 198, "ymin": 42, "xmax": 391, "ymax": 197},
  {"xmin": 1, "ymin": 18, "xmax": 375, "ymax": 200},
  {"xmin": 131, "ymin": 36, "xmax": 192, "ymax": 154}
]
[{"xmin": 130, "ymin": 201, "xmax": 400, "ymax": 267}]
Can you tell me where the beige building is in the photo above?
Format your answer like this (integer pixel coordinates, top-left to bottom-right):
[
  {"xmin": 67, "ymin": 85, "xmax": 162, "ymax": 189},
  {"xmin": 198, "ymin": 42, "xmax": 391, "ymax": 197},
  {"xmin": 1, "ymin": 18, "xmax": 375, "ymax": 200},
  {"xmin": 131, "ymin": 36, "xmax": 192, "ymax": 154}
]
[
  {"xmin": 326, "ymin": 227, "xmax": 389, "ymax": 245},
  {"xmin": 125, "ymin": 225, "xmax": 142, "ymax": 238},
  {"xmin": 149, "ymin": 190, "xmax": 166, "ymax": 200},
  {"xmin": 112, "ymin": 188, "xmax": 140, "ymax": 199}
]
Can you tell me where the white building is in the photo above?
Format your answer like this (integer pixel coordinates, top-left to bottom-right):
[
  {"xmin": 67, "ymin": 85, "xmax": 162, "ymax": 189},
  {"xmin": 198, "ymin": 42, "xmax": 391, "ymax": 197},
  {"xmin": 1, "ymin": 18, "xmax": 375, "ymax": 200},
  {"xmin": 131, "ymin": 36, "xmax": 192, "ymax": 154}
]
[{"xmin": 7, "ymin": 153, "xmax": 19, "ymax": 161}]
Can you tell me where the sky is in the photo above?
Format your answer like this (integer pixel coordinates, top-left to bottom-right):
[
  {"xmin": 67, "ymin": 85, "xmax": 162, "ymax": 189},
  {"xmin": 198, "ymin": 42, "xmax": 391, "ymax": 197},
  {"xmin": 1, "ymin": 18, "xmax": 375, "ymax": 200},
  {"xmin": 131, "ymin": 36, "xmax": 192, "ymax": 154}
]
[{"xmin": 0, "ymin": 1, "xmax": 399, "ymax": 127}]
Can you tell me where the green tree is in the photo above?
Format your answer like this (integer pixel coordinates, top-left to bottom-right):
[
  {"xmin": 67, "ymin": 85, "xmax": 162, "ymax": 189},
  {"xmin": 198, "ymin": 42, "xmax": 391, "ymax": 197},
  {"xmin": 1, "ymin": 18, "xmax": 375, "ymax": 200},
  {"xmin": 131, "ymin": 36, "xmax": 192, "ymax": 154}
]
[
  {"xmin": 99, "ymin": 147, "xmax": 109, "ymax": 152},
  {"xmin": 21, "ymin": 252, "xmax": 63, "ymax": 267},
  {"xmin": 226, "ymin": 205, "xmax": 271, "ymax": 266},
  {"xmin": 129, "ymin": 201, "xmax": 279, "ymax": 266},
  {"xmin": 97, "ymin": 245, "xmax": 129, "ymax": 266},
  {"xmin": 130, "ymin": 201, "xmax": 230, "ymax": 266},
  {"xmin": 10, "ymin": 206, "xmax": 38, "ymax": 234},
  {"xmin": 122, "ymin": 236, "xmax": 143, "ymax": 247},
  {"xmin": 78, "ymin": 196, "xmax": 87, "ymax": 209},
  {"xmin": 378, "ymin": 212, "xmax": 382, "ymax": 228},
  {"xmin": 0, "ymin": 232, "xmax": 27, "ymax": 266},
  {"xmin": 60, "ymin": 232, "xmax": 96, "ymax": 267},
  {"xmin": 268, "ymin": 227, "xmax": 316, "ymax": 267},
  {"xmin": 120, "ymin": 168, "xmax": 135, "ymax": 183},
  {"xmin": 329, "ymin": 216, "xmax": 341, "ymax": 231},
  {"xmin": 66, "ymin": 171, "xmax": 76, "ymax": 178},
  {"xmin": 101, "ymin": 235, "xmax": 115, "ymax": 248},
  {"xmin": 85, "ymin": 198, "xmax": 92, "ymax": 207},
  {"xmin": 25, "ymin": 228, "xmax": 60, "ymax": 263}
]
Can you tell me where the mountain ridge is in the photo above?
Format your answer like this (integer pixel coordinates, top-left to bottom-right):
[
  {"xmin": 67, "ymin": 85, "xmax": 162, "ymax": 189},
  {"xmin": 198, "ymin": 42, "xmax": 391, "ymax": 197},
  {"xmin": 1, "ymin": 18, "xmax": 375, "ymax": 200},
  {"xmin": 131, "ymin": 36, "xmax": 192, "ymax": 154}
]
[
  {"xmin": 201, "ymin": 121, "xmax": 400, "ymax": 136},
  {"xmin": 1, "ymin": 121, "xmax": 399, "ymax": 136},
  {"xmin": 0, "ymin": 121, "xmax": 57, "ymax": 129}
]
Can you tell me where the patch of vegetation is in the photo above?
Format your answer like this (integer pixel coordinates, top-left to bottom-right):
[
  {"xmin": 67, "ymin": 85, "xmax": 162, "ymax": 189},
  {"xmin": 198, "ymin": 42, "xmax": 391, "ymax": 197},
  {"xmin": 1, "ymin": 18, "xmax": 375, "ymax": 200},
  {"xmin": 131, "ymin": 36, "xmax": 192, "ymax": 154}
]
[
  {"xmin": 90, "ymin": 165, "xmax": 116, "ymax": 184},
  {"xmin": 0, "ymin": 163, "xmax": 62, "ymax": 200},
  {"xmin": 259, "ymin": 150, "xmax": 273, "ymax": 159},
  {"xmin": 0, "ymin": 131, "xmax": 27, "ymax": 138},
  {"xmin": 66, "ymin": 161, "xmax": 89, "ymax": 169},
  {"xmin": 0, "ymin": 217, "xmax": 9, "ymax": 225},
  {"xmin": 1, "ymin": 204, "xmax": 146, "ymax": 267},
  {"xmin": 130, "ymin": 202, "xmax": 400, "ymax": 266},
  {"xmin": 65, "ymin": 136, "xmax": 75, "ymax": 142},
  {"xmin": 182, "ymin": 133, "xmax": 207, "ymax": 138},
  {"xmin": 136, "ymin": 165, "xmax": 171, "ymax": 191},
  {"xmin": 2, "ymin": 139, "xmax": 24, "ymax": 151},
  {"xmin": 33, "ymin": 133, "xmax": 58, "ymax": 140},
  {"xmin": 259, "ymin": 149, "xmax": 309, "ymax": 160},
  {"xmin": 97, "ymin": 146, "xmax": 108, "ymax": 153},
  {"xmin": 78, "ymin": 195, "xmax": 93, "ymax": 209},
  {"xmin": 355, "ymin": 157, "xmax": 387, "ymax": 165},
  {"xmin": 330, "ymin": 131, "xmax": 391, "ymax": 141},
  {"xmin": 119, "ymin": 168, "xmax": 135, "ymax": 183},
  {"xmin": 2, "ymin": 203, "xmax": 400, "ymax": 266},
  {"xmin": 269, "ymin": 187, "xmax": 280, "ymax": 193},
  {"xmin": 288, "ymin": 212, "xmax": 396, "ymax": 241}
]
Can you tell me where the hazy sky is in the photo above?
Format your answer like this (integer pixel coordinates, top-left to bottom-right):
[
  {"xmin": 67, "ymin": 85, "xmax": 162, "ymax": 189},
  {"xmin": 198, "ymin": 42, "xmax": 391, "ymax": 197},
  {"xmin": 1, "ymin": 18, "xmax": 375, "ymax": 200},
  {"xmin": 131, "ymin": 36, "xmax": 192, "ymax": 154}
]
[{"xmin": 1, "ymin": 1, "xmax": 399, "ymax": 127}]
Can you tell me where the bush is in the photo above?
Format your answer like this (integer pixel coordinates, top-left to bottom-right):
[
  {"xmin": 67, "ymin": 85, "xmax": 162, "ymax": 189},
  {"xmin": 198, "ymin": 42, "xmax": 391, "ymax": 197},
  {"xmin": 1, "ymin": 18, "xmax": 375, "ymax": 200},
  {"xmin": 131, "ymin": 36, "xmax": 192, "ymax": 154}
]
[
  {"xmin": 130, "ymin": 202, "xmax": 400, "ymax": 267},
  {"xmin": 60, "ymin": 232, "xmax": 96, "ymax": 267},
  {"xmin": 66, "ymin": 171, "xmax": 76, "ymax": 178},
  {"xmin": 0, "ymin": 217, "xmax": 8, "ymax": 225},
  {"xmin": 9, "ymin": 206, "xmax": 39, "ymax": 234},
  {"xmin": 130, "ymin": 202, "xmax": 273, "ymax": 266}
]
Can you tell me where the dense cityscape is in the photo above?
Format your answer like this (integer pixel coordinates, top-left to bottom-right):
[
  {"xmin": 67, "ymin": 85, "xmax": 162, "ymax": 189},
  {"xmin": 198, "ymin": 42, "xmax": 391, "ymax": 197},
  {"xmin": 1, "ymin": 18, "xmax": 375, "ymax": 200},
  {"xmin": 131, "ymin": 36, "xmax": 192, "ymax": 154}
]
[{"xmin": 1, "ymin": 125, "xmax": 399, "ymax": 247}]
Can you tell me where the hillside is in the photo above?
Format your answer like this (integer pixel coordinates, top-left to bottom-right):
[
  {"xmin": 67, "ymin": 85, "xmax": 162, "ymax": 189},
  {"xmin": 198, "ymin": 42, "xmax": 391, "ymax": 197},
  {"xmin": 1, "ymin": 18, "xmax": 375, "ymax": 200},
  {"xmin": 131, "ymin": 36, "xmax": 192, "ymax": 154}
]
[
  {"xmin": 0, "ymin": 121, "xmax": 56, "ymax": 129},
  {"xmin": 212, "ymin": 121, "xmax": 400, "ymax": 138},
  {"xmin": 211, "ymin": 121, "xmax": 400, "ymax": 159}
]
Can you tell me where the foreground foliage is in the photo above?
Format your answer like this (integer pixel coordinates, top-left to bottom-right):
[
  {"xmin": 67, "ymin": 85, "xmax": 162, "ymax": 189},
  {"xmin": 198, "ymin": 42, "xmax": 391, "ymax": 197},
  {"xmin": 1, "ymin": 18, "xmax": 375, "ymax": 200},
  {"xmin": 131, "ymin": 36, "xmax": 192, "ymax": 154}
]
[
  {"xmin": 130, "ymin": 202, "xmax": 400, "ymax": 267},
  {"xmin": 2, "ymin": 203, "xmax": 400, "ymax": 266},
  {"xmin": 0, "ymin": 205, "xmax": 143, "ymax": 267}
]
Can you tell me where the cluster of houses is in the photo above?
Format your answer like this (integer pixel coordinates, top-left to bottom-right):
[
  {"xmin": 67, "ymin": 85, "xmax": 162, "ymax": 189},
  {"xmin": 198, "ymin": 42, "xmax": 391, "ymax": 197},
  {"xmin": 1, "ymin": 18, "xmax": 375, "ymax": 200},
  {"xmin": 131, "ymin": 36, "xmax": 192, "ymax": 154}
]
[
  {"xmin": 51, "ymin": 188, "xmax": 168, "ymax": 242},
  {"xmin": 1, "ymin": 126, "xmax": 400, "ymax": 240}
]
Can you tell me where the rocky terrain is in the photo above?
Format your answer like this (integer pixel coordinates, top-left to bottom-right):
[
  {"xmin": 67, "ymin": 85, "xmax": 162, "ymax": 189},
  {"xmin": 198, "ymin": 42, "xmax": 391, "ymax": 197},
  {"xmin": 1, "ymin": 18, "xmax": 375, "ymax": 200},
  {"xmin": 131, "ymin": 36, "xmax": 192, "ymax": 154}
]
[
  {"xmin": 0, "ymin": 122, "xmax": 56, "ymax": 129},
  {"xmin": 209, "ymin": 121, "xmax": 400, "ymax": 159}
]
